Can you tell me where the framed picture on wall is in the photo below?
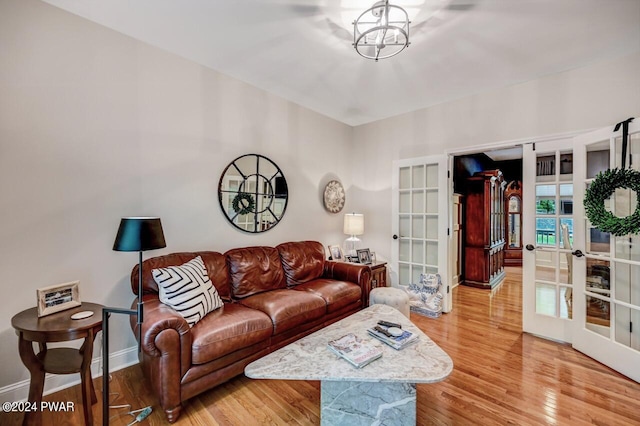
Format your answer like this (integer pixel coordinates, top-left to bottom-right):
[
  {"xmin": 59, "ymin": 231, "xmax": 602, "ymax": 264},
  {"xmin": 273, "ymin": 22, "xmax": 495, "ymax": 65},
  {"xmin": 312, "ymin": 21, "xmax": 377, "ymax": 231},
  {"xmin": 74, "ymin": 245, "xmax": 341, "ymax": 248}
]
[
  {"xmin": 356, "ymin": 248, "xmax": 372, "ymax": 265},
  {"xmin": 328, "ymin": 245, "xmax": 344, "ymax": 261}
]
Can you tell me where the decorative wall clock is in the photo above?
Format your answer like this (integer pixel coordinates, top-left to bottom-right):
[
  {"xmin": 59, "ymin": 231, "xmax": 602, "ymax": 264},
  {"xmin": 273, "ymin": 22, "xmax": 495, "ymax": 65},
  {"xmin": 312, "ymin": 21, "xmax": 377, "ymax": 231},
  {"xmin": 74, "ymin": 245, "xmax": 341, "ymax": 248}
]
[{"xmin": 323, "ymin": 180, "xmax": 345, "ymax": 213}]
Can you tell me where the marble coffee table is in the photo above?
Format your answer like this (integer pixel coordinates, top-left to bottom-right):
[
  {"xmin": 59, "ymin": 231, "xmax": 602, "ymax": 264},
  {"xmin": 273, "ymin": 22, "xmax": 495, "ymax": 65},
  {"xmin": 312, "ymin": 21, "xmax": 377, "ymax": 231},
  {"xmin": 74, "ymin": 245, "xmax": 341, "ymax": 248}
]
[{"xmin": 245, "ymin": 303, "xmax": 453, "ymax": 425}]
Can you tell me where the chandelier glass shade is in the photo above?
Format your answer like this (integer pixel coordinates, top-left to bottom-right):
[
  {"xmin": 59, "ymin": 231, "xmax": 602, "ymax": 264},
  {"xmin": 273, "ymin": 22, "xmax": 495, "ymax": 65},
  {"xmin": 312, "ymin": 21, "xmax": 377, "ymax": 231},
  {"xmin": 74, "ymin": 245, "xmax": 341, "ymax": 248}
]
[{"xmin": 353, "ymin": 0, "xmax": 410, "ymax": 61}]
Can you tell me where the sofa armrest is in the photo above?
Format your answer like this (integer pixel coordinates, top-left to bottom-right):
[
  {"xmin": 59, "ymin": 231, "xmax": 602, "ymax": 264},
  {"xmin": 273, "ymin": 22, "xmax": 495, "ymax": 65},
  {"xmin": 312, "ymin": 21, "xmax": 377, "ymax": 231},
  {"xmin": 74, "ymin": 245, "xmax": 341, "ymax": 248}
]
[
  {"xmin": 130, "ymin": 296, "xmax": 193, "ymax": 378},
  {"xmin": 323, "ymin": 261, "xmax": 372, "ymax": 308}
]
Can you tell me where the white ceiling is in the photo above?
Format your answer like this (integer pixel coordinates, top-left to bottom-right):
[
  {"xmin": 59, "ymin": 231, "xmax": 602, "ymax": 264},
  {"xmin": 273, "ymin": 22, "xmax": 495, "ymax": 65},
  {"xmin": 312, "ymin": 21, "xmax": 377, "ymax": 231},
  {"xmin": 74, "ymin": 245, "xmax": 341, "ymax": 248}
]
[{"xmin": 41, "ymin": 0, "xmax": 640, "ymax": 126}]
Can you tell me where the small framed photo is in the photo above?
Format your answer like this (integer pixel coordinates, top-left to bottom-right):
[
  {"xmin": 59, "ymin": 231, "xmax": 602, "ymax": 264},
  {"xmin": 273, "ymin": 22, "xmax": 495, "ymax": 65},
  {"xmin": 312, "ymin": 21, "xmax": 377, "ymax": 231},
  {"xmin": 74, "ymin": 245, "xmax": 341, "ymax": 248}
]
[
  {"xmin": 37, "ymin": 280, "xmax": 81, "ymax": 317},
  {"xmin": 370, "ymin": 252, "xmax": 377, "ymax": 264},
  {"xmin": 346, "ymin": 255, "xmax": 360, "ymax": 263},
  {"xmin": 328, "ymin": 245, "xmax": 344, "ymax": 261},
  {"xmin": 356, "ymin": 248, "xmax": 372, "ymax": 265}
]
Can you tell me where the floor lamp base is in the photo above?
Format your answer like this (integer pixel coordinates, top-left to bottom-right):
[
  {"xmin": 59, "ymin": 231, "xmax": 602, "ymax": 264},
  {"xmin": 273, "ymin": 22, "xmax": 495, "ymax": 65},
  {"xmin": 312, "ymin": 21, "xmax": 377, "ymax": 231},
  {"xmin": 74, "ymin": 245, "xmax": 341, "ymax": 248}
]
[{"xmin": 102, "ymin": 307, "xmax": 138, "ymax": 426}]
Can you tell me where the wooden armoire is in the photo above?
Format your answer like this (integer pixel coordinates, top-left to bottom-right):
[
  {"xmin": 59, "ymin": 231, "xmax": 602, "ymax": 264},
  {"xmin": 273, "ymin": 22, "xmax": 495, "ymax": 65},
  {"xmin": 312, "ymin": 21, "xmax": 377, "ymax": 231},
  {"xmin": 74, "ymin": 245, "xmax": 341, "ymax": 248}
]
[{"xmin": 463, "ymin": 170, "xmax": 506, "ymax": 289}]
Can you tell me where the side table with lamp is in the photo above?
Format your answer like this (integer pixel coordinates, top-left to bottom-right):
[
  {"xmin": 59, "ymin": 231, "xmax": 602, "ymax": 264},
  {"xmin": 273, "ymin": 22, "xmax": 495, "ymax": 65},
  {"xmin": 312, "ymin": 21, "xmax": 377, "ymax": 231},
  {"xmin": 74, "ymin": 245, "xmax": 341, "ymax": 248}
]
[{"xmin": 103, "ymin": 217, "xmax": 166, "ymax": 426}]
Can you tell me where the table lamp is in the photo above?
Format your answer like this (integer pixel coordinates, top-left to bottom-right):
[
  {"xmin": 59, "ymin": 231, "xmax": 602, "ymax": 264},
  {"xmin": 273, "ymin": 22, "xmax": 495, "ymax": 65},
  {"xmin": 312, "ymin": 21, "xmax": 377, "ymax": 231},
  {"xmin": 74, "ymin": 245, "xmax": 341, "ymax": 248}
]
[
  {"xmin": 343, "ymin": 213, "xmax": 364, "ymax": 257},
  {"xmin": 103, "ymin": 217, "xmax": 166, "ymax": 425}
]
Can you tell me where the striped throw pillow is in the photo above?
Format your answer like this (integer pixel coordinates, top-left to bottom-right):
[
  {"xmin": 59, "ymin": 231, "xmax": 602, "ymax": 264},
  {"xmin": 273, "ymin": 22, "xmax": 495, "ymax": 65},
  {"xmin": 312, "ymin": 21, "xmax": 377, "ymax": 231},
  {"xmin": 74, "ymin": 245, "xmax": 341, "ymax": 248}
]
[{"xmin": 152, "ymin": 256, "xmax": 223, "ymax": 327}]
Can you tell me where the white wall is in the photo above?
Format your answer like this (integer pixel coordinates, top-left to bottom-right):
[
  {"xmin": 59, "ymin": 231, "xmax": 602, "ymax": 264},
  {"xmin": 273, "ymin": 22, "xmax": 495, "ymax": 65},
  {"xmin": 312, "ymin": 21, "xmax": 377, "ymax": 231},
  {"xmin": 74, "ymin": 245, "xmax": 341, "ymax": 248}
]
[
  {"xmin": 352, "ymin": 51, "xmax": 640, "ymax": 280},
  {"xmin": 0, "ymin": 0, "xmax": 354, "ymax": 395}
]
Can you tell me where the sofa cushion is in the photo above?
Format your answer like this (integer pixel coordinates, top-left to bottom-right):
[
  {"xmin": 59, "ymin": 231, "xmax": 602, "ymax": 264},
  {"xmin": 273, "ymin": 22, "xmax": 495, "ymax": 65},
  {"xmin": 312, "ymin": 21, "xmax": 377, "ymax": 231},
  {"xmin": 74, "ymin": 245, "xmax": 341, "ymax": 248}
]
[
  {"xmin": 239, "ymin": 289, "xmax": 326, "ymax": 335},
  {"xmin": 226, "ymin": 246, "xmax": 287, "ymax": 299},
  {"xmin": 190, "ymin": 303, "xmax": 273, "ymax": 365},
  {"xmin": 152, "ymin": 256, "xmax": 224, "ymax": 327},
  {"xmin": 293, "ymin": 279, "xmax": 362, "ymax": 313},
  {"xmin": 276, "ymin": 241, "xmax": 325, "ymax": 286}
]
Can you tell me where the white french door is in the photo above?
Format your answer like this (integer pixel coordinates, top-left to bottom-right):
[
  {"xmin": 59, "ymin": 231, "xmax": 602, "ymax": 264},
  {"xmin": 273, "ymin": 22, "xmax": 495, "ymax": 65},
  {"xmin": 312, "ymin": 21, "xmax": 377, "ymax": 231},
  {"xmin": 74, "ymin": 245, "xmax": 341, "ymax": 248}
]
[
  {"xmin": 391, "ymin": 155, "xmax": 451, "ymax": 313},
  {"xmin": 522, "ymin": 138, "xmax": 576, "ymax": 342},
  {"xmin": 523, "ymin": 122, "xmax": 640, "ymax": 382},
  {"xmin": 572, "ymin": 121, "xmax": 640, "ymax": 382}
]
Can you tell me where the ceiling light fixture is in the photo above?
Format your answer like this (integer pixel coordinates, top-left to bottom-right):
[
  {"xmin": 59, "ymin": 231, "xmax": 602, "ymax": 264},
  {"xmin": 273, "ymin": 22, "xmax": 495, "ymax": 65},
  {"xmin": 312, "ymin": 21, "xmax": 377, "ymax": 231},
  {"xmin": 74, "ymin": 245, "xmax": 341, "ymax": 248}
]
[{"xmin": 353, "ymin": 0, "xmax": 410, "ymax": 61}]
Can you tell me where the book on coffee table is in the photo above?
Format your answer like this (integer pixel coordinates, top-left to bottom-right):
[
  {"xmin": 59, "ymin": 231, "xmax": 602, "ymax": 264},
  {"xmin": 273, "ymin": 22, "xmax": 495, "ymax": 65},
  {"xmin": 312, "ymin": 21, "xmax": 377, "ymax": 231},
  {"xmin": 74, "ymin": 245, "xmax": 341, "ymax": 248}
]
[
  {"xmin": 367, "ymin": 325, "xmax": 419, "ymax": 350},
  {"xmin": 327, "ymin": 333, "xmax": 382, "ymax": 368}
]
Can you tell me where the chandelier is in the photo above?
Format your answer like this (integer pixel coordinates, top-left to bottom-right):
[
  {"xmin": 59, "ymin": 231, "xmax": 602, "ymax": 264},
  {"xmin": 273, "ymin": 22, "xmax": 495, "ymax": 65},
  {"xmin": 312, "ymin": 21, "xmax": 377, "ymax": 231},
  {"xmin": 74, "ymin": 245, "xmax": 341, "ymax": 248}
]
[{"xmin": 353, "ymin": 0, "xmax": 410, "ymax": 61}]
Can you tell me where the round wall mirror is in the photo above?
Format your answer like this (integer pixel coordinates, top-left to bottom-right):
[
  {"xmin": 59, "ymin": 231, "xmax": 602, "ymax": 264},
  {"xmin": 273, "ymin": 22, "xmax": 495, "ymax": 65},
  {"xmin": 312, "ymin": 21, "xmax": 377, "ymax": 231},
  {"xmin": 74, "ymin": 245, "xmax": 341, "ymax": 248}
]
[{"xmin": 218, "ymin": 154, "xmax": 288, "ymax": 233}]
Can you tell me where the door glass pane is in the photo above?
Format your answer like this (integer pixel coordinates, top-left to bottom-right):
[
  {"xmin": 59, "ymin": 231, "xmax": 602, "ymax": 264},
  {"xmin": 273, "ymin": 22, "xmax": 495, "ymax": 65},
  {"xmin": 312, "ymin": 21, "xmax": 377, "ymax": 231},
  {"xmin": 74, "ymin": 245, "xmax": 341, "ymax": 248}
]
[
  {"xmin": 412, "ymin": 190, "xmax": 424, "ymax": 213},
  {"xmin": 586, "ymin": 149, "xmax": 609, "ymax": 179},
  {"xmin": 411, "ymin": 216, "xmax": 423, "ymax": 239},
  {"xmin": 412, "ymin": 165, "xmax": 424, "ymax": 188},
  {"xmin": 411, "ymin": 265, "xmax": 423, "ymax": 284},
  {"xmin": 536, "ymin": 283, "xmax": 556, "ymax": 316},
  {"xmin": 425, "ymin": 189, "xmax": 438, "ymax": 213},
  {"xmin": 559, "ymin": 250, "xmax": 571, "ymax": 285},
  {"xmin": 411, "ymin": 240, "xmax": 424, "ymax": 263},
  {"xmin": 586, "ymin": 258, "xmax": 610, "ymax": 296},
  {"xmin": 399, "ymin": 167, "xmax": 411, "ymax": 189},
  {"xmin": 615, "ymin": 305, "xmax": 640, "ymax": 351},
  {"xmin": 399, "ymin": 215, "xmax": 410, "ymax": 238},
  {"xmin": 426, "ymin": 241, "xmax": 438, "ymax": 266},
  {"xmin": 399, "ymin": 191, "xmax": 410, "ymax": 213},
  {"xmin": 559, "ymin": 218, "xmax": 573, "ymax": 247},
  {"xmin": 614, "ymin": 261, "xmax": 639, "ymax": 305},
  {"xmin": 559, "ymin": 286, "xmax": 572, "ymax": 319},
  {"xmin": 536, "ymin": 185, "xmax": 556, "ymax": 215},
  {"xmin": 615, "ymin": 234, "xmax": 640, "ymax": 261},
  {"xmin": 536, "ymin": 155, "xmax": 555, "ymax": 178},
  {"xmin": 426, "ymin": 216, "xmax": 438, "ymax": 239},
  {"xmin": 399, "ymin": 240, "xmax": 410, "ymax": 262},
  {"xmin": 536, "ymin": 218, "xmax": 557, "ymax": 246},
  {"xmin": 425, "ymin": 266, "xmax": 438, "ymax": 275},
  {"xmin": 586, "ymin": 295, "xmax": 610, "ymax": 337},
  {"xmin": 535, "ymin": 250, "xmax": 557, "ymax": 282},
  {"xmin": 559, "ymin": 153, "xmax": 573, "ymax": 177},
  {"xmin": 399, "ymin": 263, "xmax": 410, "ymax": 285},
  {"xmin": 587, "ymin": 227, "xmax": 610, "ymax": 254},
  {"xmin": 559, "ymin": 184, "xmax": 573, "ymax": 214},
  {"xmin": 425, "ymin": 164, "xmax": 438, "ymax": 187}
]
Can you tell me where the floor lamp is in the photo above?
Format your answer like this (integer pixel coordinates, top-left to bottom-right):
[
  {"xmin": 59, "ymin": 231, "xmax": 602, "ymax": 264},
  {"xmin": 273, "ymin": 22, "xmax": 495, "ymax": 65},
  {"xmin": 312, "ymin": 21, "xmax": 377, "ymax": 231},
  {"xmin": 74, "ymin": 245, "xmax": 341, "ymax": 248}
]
[{"xmin": 103, "ymin": 217, "xmax": 166, "ymax": 426}]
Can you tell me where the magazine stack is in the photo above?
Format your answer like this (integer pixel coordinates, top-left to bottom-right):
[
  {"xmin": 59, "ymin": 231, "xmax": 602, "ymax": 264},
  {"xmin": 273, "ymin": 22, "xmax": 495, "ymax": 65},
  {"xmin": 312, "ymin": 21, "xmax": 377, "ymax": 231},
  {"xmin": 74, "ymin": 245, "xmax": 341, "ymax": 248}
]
[
  {"xmin": 327, "ymin": 333, "xmax": 382, "ymax": 368},
  {"xmin": 367, "ymin": 324, "xmax": 418, "ymax": 350}
]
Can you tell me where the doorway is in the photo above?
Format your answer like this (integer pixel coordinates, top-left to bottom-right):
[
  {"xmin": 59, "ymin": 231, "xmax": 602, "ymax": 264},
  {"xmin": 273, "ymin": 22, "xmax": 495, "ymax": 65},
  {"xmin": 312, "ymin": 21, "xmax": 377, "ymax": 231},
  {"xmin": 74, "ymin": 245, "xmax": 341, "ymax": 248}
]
[{"xmin": 452, "ymin": 147, "xmax": 523, "ymax": 290}]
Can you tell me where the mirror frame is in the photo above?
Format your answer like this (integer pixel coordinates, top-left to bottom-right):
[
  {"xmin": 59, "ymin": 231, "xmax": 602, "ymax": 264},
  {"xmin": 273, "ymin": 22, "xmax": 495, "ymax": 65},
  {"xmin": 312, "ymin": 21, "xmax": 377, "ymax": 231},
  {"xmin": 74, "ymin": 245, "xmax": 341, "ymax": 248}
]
[{"xmin": 218, "ymin": 154, "xmax": 288, "ymax": 233}]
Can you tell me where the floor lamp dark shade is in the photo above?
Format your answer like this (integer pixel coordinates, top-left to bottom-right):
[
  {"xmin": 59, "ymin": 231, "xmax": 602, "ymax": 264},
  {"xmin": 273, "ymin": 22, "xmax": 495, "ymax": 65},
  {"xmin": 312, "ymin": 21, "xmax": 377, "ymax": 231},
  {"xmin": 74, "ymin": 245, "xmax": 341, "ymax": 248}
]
[{"xmin": 103, "ymin": 217, "xmax": 166, "ymax": 425}]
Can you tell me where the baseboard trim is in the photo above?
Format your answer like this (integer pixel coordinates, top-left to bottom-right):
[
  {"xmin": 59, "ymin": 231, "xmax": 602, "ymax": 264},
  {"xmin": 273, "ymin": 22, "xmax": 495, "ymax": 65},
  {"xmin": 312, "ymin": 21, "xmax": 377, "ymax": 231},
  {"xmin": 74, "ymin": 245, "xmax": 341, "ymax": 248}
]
[{"xmin": 0, "ymin": 346, "xmax": 139, "ymax": 403}]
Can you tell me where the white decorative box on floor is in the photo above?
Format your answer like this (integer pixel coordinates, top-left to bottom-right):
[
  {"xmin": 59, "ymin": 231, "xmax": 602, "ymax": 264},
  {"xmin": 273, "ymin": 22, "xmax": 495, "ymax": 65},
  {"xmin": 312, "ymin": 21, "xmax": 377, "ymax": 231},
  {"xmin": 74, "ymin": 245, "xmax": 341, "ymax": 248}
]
[{"xmin": 405, "ymin": 274, "xmax": 443, "ymax": 318}]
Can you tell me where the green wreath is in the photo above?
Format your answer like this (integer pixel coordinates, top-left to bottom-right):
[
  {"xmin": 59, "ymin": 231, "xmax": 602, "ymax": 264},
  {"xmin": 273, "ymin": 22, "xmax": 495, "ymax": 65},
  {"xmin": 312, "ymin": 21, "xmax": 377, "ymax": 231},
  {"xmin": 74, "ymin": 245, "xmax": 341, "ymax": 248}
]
[
  {"xmin": 584, "ymin": 168, "xmax": 640, "ymax": 236},
  {"xmin": 232, "ymin": 192, "xmax": 255, "ymax": 215}
]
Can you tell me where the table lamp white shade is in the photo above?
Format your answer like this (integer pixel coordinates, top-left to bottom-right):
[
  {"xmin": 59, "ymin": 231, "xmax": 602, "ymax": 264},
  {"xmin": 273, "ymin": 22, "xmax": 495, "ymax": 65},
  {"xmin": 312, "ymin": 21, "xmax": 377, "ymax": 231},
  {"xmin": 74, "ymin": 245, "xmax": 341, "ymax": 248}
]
[
  {"xmin": 343, "ymin": 213, "xmax": 364, "ymax": 236},
  {"xmin": 343, "ymin": 213, "xmax": 364, "ymax": 256}
]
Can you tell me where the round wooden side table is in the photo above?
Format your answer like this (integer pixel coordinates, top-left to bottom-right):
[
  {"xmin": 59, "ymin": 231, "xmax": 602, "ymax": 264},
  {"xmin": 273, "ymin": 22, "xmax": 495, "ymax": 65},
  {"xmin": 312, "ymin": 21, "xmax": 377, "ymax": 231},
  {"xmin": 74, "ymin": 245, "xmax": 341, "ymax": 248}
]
[{"xmin": 11, "ymin": 302, "xmax": 104, "ymax": 426}]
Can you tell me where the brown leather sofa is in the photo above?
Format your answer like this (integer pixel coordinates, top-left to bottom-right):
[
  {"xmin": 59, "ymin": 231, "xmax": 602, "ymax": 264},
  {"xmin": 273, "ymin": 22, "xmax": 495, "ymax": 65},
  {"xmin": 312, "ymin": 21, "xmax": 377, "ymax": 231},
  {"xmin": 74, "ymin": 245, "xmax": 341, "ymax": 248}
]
[{"xmin": 129, "ymin": 240, "xmax": 371, "ymax": 422}]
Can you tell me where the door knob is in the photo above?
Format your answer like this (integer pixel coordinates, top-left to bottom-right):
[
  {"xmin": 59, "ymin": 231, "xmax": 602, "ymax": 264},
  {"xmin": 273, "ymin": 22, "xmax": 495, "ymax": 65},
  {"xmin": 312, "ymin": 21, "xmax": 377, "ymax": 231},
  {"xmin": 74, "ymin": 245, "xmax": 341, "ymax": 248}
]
[
  {"xmin": 525, "ymin": 244, "xmax": 535, "ymax": 251},
  {"xmin": 571, "ymin": 250, "xmax": 584, "ymax": 258},
  {"xmin": 392, "ymin": 234, "xmax": 398, "ymax": 240}
]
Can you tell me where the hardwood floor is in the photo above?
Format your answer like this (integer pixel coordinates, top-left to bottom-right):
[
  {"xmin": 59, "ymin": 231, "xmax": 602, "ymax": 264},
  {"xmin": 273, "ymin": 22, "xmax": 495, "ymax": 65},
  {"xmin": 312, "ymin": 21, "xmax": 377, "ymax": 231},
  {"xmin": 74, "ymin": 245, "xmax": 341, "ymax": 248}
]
[{"xmin": 2, "ymin": 266, "xmax": 639, "ymax": 425}]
